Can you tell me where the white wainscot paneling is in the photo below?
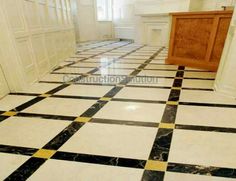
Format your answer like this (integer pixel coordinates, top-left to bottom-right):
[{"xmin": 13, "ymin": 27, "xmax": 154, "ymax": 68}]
[
  {"xmin": 16, "ymin": 38, "xmax": 38, "ymax": 83},
  {"xmin": 115, "ymin": 26, "xmax": 135, "ymax": 39},
  {"xmin": 137, "ymin": 15, "xmax": 170, "ymax": 46},
  {"xmin": 31, "ymin": 35, "xmax": 49, "ymax": 76}
]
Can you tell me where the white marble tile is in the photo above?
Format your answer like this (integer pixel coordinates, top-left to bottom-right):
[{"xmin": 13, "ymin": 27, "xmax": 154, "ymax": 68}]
[
  {"xmin": 0, "ymin": 153, "xmax": 29, "ymax": 180},
  {"xmin": 77, "ymin": 75, "xmax": 125, "ymax": 84},
  {"xmin": 138, "ymin": 70, "xmax": 177, "ymax": 77},
  {"xmin": 95, "ymin": 68, "xmax": 134, "ymax": 75},
  {"xmin": 94, "ymin": 101, "xmax": 165, "ymax": 123},
  {"xmin": 164, "ymin": 172, "xmax": 235, "ymax": 181},
  {"xmin": 55, "ymin": 84, "xmax": 113, "ymax": 97},
  {"xmin": 180, "ymin": 90, "xmax": 236, "ymax": 105},
  {"xmin": 60, "ymin": 123, "xmax": 157, "ymax": 160},
  {"xmin": 176, "ymin": 105, "xmax": 236, "ymax": 128},
  {"xmin": 29, "ymin": 159, "xmax": 143, "ymax": 181},
  {"xmin": 108, "ymin": 63, "xmax": 141, "ymax": 69},
  {"xmin": 115, "ymin": 87, "xmax": 170, "ymax": 101},
  {"xmin": 20, "ymin": 83, "xmax": 60, "ymax": 94},
  {"xmin": 54, "ymin": 67, "xmax": 93, "ymax": 74},
  {"xmin": 182, "ymin": 79, "xmax": 214, "ymax": 89},
  {"xmin": 0, "ymin": 117, "xmax": 70, "ymax": 148},
  {"xmin": 169, "ymin": 129, "xmax": 236, "ymax": 168},
  {"xmin": 84, "ymin": 58, "xmax": 114, "ymax": 63},
  {"xmin": 145, "ymin": 64, "xmax": 178, "ymax": 70},
  {"xmin": 184, "ymin": 72, "xmax": 216, "ymax": 79},
  {"xmin": 150, "ymin": 59, "xmax": 166, "ymax": 64},
  {"xmin": 124, "ymin": 55, "xmax": 150, "ymax": 59},
  {"xmin": 40, "ymin": 74, "xmax": 79, "ymax": 82},
  {"xmin": 0, "ymin": 95, "xmax": 35, "ymax": 111},
  {"xmin": 71, "ymin": 62, "xmax": 104, "ymax": 68},
  {"xmin": 23, "ymin": 97, "xmax": 96, "ymax": 117},
  {"xmin": 128, "ymin": 77, "xmax": 174, "ymax": 87},
  {"xmin": 117, "ymin": 59, "xmax": 147, "ymax": 63}
]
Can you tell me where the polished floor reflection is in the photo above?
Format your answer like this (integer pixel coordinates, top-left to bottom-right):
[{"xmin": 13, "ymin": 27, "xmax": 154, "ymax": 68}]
[{"xmin": 0, "ymin": 40, "xmax": 236, "ymax": 180}]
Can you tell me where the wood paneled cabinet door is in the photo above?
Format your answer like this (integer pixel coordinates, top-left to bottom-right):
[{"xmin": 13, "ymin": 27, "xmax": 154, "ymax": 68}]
[{"xmin": 166, "ymin": 10, "xmax": 233, "ymax": 72}]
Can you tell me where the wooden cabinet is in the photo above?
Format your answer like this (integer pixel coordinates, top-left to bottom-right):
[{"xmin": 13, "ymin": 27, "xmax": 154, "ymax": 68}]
[{"xmin": 166, "ymin": 10, "xmax": 233, "ymax": 71}]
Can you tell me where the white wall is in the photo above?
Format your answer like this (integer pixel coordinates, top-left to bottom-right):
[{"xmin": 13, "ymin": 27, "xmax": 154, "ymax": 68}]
[
  {"xmin": 113, "ymin": 0, "xmax": 136, "ymax": 40},
  {"xmin": 0, "ymin": 0, "xmax": 76, "ymax": 92},
  {"xmin": 73, "ymin": 0, "xmax": 113, "ymax": 42},
  {"xmin": 215, "ymin": 7, "xmax": 236, "ymax": 97}
]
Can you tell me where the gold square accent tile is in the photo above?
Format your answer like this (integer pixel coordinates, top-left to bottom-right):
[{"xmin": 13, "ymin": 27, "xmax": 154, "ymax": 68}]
[
  {"xmin": 75, "ymin": 117, "xmax": 91, "ymax": 123},
  {"xmin": 159, "ymin": 123, "xmax": 175, "ymax": 129},
  {"xmin": 39, "ymin": 94, "xmax": 51, "ymax": 98},
  {"xmin": 2, "ymin": 111, "xmax": 17, "ymax": 116},
  {"xmin": 33, "ymin": 149, "xmax": 56, "ymax": 159},
  {"xmin": 100, "ymin": 97, "xmax": 112, "ymax": 101},
  {"xmin": 166, "ymin": 101, "xmax": 179, "ymax": 105},
  {"xmin": 145, "ymin": 160, "xmax": 168, "ymax": 172}
]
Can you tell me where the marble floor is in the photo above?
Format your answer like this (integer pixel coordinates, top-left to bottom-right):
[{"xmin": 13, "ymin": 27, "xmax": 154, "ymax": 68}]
[{"xmin": 0, "ymin": 40, "xmax": 236, "ymax": 181}]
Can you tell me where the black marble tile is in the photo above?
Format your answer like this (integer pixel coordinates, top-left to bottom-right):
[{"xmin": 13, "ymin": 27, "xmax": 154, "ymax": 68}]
[
  {"xmin": 130, "ymin": 70, "xmax": 142, "ymax": 76},
  {"xmin": 91, "ymin": 118, "xmax": 158, "ymax": 128},
  {"xmin": 16, "ymin": 113, "xmax": 76, "ymax": 121},
  {"xmin": 104, "ymin": 86, "xmax": 123, "ymax": 98},
  {"xmin": 0, "ymin": 115, "xmax": 8, "ymax": 122},
  {"xmin": 0, "ymin": 145, "xmax": 38, "ymax": 156},
  {"xmin": 13, "ymin": 97, "xmax": 45, "ymax": 112},
  {"xmin": 5, "ymin": 157, "xmax": 46, "ymax": 181},
  {"xmin": 52, "ymin": 151, "xmax": 146, "ymax": 169},
  {"xmin": 176, "ymin": 124, "xmax": 236, "ymax": 134},
  {"xmin": 172, "ymin": 79, "xmax": 183, "ymax": 88},
  {"xmin": 168, "ymin": 90, "xmax": 181, "ymax": 102},
  {"xmin": 167, "ymin": 163, "xmax": 236, "ymax": 179},
  {"xmin": 149, "ymin": 129, "xmax": 173, "ymax": 162},
  {"xmin": 142, "ymin": 170, "xmax": 165, "ymax": 181},
  {"xmin": 80, "ymin": 101, "xmax": 108, "ymax": 117},
  {"xmin": 161, "ymin": 105, "xmax": 178, "ymax": 124},
  {"xmin": 43, "ymin": 122, "xmax": 84, "ymax": 150}
]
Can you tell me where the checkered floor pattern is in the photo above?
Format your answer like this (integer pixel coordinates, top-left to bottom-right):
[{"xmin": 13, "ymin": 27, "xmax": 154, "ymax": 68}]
[{"xmin": 0, "ymin": 40, "xmax": 236, "ymax": 181}]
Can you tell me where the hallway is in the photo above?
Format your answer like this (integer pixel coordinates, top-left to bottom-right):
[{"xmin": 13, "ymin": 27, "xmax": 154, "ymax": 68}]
[{"xmin": 0, "ymin": 40, "xmax": 236, "ymax": 180}]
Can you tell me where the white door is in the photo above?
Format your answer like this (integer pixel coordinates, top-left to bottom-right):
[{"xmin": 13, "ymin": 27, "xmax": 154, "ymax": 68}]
[{"xmin": 0, "ymin": 65, "xmax": 9, "ymax": 98}]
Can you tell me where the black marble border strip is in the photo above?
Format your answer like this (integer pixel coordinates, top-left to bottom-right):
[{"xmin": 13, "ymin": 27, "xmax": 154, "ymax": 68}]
[
  {"xmin": 176, "ymin": 124, "xmax": 236, "ymax": 134},
  {"xmin": 167, "ymin": 162, "xmax": 236, "ymax": 179},
  {"xmin": 43, "ymin": 122, "xmax": 84, "ymax": 150},
  {"xmin": 142, "ymin": 171, "xmax": 165, "ymax": 181},
  {"xmin": 179, "ymin": 102, "xmax": 236, "ymax": 108},
  {"xmin": 13, "ymin": 97, "xmax": 45, "ymax": 112},
  {"xmin": 142, "ymin": 65, "xmax": 185, "ymax": 180},
  {"xmin": 5, "ymin": 157, "xmax": 46, "ymax": 181},
  {"xmin": 0, "ymin": 144, "xmax": 38, "ymax": 156},
  {"xmin": 52, "ymin": 151, "xmax": 146, "ymax": 169},
  {"xmin": 90, "ymin": 118, "xmax": 158, "ymax": 128},
  {"xmin": 112, "ymin": 98, "xmax": 167, "ymax": 104},
  {"xmin": 16, "ymin": 112, "xmax": 76, "ymax": 121},
  {"xmin": 51, "ymin": 95, "xmax": 100, "ymax": 100}
]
